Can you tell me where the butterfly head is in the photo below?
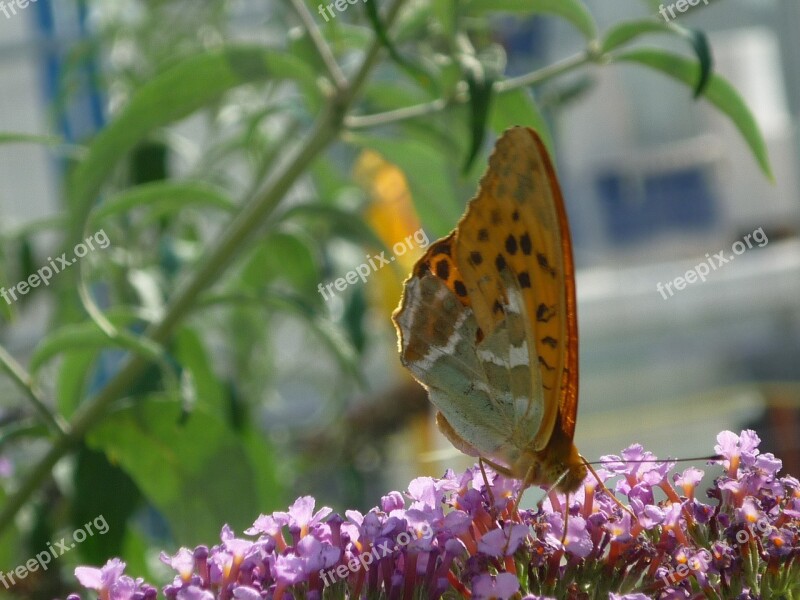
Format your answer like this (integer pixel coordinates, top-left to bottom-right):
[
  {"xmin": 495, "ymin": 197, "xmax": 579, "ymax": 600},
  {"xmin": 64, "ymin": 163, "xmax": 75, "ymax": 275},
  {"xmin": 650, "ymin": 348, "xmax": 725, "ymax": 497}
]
[{"xmin": 516, "ymin": 436, "xmax": 587, "ymax": 494}]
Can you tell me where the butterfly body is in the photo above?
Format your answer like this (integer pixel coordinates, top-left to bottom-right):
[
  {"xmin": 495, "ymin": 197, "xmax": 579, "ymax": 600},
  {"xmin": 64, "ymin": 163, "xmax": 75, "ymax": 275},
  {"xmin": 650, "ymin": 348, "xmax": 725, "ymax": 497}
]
[{"xmin": 393, "ymin": 127, "xmax": 586, "ymax": 493}]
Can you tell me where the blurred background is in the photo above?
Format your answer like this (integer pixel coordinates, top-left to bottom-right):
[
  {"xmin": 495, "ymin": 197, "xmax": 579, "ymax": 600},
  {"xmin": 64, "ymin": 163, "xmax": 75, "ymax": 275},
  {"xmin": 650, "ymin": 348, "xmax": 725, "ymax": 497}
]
[{"xmin": 0, "ymin": 0, "xmax": 798, "ymax": 596}]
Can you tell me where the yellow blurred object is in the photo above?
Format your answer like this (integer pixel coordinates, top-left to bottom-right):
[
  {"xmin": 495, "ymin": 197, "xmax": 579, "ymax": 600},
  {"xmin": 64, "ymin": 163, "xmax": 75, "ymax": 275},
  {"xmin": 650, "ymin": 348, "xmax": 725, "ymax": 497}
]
[
  {"xmin": 354, "ymin": 149, "xmax": 439, "ymax": 476},
  {"xmin": 355, "ymin": 149, "xmax": 427, "ymax": 318}
]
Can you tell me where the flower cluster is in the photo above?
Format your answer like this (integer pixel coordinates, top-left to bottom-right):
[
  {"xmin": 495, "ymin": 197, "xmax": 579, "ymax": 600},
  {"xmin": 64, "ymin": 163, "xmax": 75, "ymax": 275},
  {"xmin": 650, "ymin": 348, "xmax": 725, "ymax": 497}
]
[{"xmin": 65, "ymin": 430, "xmax": 799, "ymax": 599}]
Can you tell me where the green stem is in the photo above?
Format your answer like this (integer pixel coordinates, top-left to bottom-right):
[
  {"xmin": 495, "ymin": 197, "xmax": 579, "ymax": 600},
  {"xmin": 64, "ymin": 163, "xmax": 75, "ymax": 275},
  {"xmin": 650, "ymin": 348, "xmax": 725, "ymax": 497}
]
[
  {"xmin": 0, "ymin": 0, "xmax": 408, "ymax": 539},
  {"xmin": 0, "ymin": 344, "xmax": 66, "ymax": 436},
  {"xmin": 345, "ymin": 50, "xmax": 593, "ymax": 130},
  {"xmin": 287, "ymin": 0, "xmax": 347, "ymax": 91}
]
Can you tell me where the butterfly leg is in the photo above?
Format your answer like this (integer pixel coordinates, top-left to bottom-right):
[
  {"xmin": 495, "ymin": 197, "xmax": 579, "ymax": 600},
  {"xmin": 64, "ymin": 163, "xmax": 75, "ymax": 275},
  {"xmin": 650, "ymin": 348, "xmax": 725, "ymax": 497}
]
[
  {"xmin": 478, "ymin": 457, "xmax": 523, "ymax": 518},
  {"xmin": 580, "ymin": 455, "xmax": 635, "ymax": 519},
  {"xmin": 478, "ymin": 458, "xmax": 498, "ymax": 518}
]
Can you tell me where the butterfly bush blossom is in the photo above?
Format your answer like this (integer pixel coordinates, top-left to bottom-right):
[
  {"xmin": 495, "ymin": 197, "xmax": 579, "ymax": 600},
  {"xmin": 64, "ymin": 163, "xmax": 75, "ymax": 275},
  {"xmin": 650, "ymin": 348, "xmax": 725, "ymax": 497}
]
[{"xmin": 64, "ymin": 430, "xmax": 799, "ymax": 600}]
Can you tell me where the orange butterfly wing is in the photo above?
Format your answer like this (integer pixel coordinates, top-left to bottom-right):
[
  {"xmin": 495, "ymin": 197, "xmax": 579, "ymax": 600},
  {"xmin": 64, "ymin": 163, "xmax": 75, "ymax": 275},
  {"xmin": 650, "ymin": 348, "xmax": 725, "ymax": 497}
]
[
  {"xmin": 402, "ymin": 127, "xmax": 578, "ymax": 452},
  {"xmin": 393, "ymin": 127, "xmax": 585, "ymax": 490}
]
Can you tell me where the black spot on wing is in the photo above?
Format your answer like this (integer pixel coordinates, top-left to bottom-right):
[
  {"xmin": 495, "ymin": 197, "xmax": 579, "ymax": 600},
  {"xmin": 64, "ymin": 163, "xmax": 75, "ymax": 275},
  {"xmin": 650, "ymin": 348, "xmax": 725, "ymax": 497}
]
[
  {"xmin": 538, "ymin": 356, "xmax": 555, "ymax": 371},
  {"xmin": 536, "ymin": 303, "xmax": 556, "ymax": 323},
  {"xmin": 520, "ymin": 233, "xmax": 532, "ymax": 255},
  {"xmin": 541, "ymin": 336, "xmax": 557, "ymax": 348},
  {"xmin": 505, "ymin": 235, "xmax": 518, "ymax": 255},
  {"xmin": 537, "ymin": 253, "xmax": 556, "ymax": 278},
  {"xmin": 435, "ymin": 260, "xmax": 450, "ymax": 280}
]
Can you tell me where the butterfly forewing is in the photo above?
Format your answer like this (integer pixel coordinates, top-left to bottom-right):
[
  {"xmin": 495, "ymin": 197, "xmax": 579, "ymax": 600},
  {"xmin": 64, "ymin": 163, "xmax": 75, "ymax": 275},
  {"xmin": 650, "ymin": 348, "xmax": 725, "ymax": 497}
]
[{"xmin": 393, "ymin": 126, "xmax": 579, "ymax": 480}]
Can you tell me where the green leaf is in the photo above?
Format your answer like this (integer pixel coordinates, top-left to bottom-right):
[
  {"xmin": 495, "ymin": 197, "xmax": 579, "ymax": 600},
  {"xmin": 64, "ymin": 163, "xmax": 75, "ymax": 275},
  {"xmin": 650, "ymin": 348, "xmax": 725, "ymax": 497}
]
[
  {"xmin": 89, "ymin": 181, "xmax": 236, "ymax": 227},
  {"xmin": 30, "ymin": 318, "xmax": 163, "ymax": 375},
  {"xmin": 68, "ymin": 47, "xmax": 316, "ymax": 239},
  {"xmin": 463, "ymin": 68, "xmax": 496, "ymax": 173},
  {"xmin": 602, "ymin": 20, "xmax": 713, "ymax": 97},
  {"xmin": 490, "ymin": 89, "xmax": 553, "ymax": 156},
  {"xmin": 173, "ymin": 327, "xmax": 226, "ymax": 418},
  {"xmin": 56, "ymin": 349, "xmax": 98, "ymax": 417},
  {"xmin": 0, "ymin": 132, "xmax": 84, "ymax": 157},
  {"xmin": 364, "ymin": 0, "xmax": 438, "ymax": 91},
  {"xmin": 86, "ymin": 397, "xmax": 264, "ymax": 545},
  {"xmin": 263, "ymin": 290, "xmax": 363, "ymax": 385},
  {"xmin": 613, "ymin": 48, "xmax": 772, "ymax": 179},
  {"xmin": 0, "ymin": 488, "xmax": 19, "ymax": 569},
  {"xmin": 240, "ymin": 231, "xmax": 321, "ymax": 301},
  {"xmin": 602, "ymin": 19, "xmax": 674, "ymax": 53},
  {"xmin": 72, "ymin": 445, "xmax": 142, "ymax": 564},
  {"xmin": 466, "ymin": 0, "xmax": 597, "ymax": 41},
  {"xmin": 349, "ymin": 135, "xmax": 461, "ymax": 237},
  {"xmin": 30, "ymin": 323, "xmax": 124, "ymax": 374},
  {"xmin": 432, "ymin": 0, "xmax": 457, "ymax": 39},
  {"xmin": 278, "ymin": 204, "xmax": 389, "ymax": 252},
  {"xmin": 199, "ymin": 291, "xmax": 363, "ymax": 385}
]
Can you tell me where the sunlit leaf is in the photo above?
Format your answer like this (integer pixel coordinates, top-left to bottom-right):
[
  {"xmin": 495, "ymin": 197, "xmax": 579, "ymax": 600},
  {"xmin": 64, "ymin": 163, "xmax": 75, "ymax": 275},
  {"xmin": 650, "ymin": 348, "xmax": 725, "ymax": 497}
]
[
  {"xmin": 89, "ymin": 181, "xmax": 236, "ymax": 228},
  {"xmin": 602, "ymin": 20, "xmax": 713, "ymax": 96},
  {"xmin": 490, "ymin": 89, "xmax": 553, "ymax": 156},
  {"xmin": 466, "ymin": 0, "xmax": 597, "ymax": 41},
  {"xmin": 68, "ymin": 47, "xmax": 316, "ymax": 239},
  {"xmin": 614, "ymin": 48, "xmax": 772, "ymax": 179},
  {"xmin": 86, "ymin": 397, "xmax": 265, "ymax": 545}
]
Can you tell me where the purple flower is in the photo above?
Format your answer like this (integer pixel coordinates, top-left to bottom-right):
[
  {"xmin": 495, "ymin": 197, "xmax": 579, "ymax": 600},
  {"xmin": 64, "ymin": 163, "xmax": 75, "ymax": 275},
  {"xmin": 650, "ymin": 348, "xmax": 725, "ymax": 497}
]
[
  {"xmin": 160, "ymin": 548, "xmax": 195, "ymax": 583},
  {"xmin": 274, "ymin": 534, "xmax": 339, "ymax": 585},
  {"xmin": 273, "ymin": 496, "xmax": 331, "ymax": 537},
  {"xmin": 176, "ymin": 586, "xmax": 214, "ymax": 600},
  {"xmin": 74, "ymin": 558, "xmax": 143, "ymax": 600},
  {"xmin": 62, "ymin": 430, "xmax": 796, "ymax": 600},
  {"xmin": 478, "ymin": 522, "xmax": 528, "ymax": 557},
  {"xmin": 471, "ymin": 573, "xmax": 519, "ymax": 600},
  {"xmin": 674, "ymin": 467, "xmax": 704, "ymax": 499},
  {"xmin": 715, "ymin": 430, "xmax": 761, "ymax": 474}
]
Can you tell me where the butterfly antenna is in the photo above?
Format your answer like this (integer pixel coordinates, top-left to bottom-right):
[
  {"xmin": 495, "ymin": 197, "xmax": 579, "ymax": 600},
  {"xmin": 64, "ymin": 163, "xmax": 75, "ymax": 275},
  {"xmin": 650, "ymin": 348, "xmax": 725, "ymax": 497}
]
[
  {"xmin": 582, "ymin": 454, "xmax": 722, "ymax": 466},
  {"xmin": 478, "ymin": 458, "xmax": 499, "ymax": 519}
]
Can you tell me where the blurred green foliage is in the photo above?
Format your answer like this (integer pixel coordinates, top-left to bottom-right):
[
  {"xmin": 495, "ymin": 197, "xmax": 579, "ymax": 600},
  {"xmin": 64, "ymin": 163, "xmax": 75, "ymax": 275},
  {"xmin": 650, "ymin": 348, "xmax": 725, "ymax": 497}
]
[{"xmin": 0, "ymin": 0, "xmax": 769, "ymax": 597}]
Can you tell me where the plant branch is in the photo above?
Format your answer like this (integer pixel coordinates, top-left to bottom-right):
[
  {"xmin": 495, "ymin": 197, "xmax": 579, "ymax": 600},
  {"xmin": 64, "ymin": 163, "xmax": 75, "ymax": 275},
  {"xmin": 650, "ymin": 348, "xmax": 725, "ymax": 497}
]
[
  {"xmin": 0, "ymin": 344, "xmax": 66, "ymax": 437},
  {"xmin": 287, "ymin": 0, "xmax": 347, "ymax": 91},
  {"xmin": 345, "ymin": 50, "xmax": 594, "ymax": 130},
  {"xmin": 0, "ymin": 0, "xmax": 409, "ymax": 539}
]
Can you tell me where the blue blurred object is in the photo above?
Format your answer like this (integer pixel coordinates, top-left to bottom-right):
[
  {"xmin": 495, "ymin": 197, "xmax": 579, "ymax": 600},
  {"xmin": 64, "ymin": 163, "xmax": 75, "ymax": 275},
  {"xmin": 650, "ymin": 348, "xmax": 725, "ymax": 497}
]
[
  {"xmin": 596, "ymin": 167, "xmax": 718, "ymax": 244},
  {"xmin": 32, "ymin": 0, "xmax": 104, "ymax": 143}
]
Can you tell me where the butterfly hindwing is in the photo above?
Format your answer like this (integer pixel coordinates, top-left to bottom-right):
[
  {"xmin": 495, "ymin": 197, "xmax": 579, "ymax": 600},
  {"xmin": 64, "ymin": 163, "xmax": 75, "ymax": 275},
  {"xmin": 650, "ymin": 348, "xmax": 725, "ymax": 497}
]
[{"xmin": 394, "ymin": 271, "xmax": 519, "ymax": 460}]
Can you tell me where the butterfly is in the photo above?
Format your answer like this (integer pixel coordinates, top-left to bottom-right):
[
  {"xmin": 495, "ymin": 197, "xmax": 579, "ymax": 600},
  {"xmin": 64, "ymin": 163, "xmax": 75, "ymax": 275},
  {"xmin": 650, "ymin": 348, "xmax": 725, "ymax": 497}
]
[{"xmin": 392, "ymin": 126, "xmax": 587, "ymax": 496}]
